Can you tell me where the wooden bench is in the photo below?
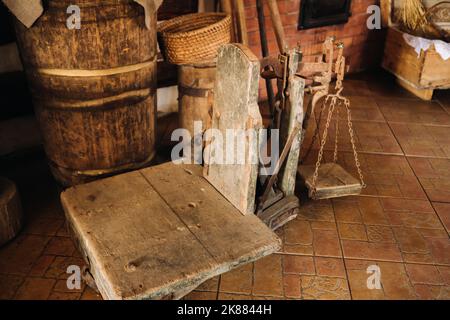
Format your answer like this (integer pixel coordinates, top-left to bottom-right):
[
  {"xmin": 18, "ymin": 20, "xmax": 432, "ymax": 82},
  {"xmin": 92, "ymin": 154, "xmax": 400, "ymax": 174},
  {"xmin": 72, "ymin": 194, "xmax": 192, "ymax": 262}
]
[{"xmin": 61, "ymin": 162, "xmax": 281, "ymax": 300}]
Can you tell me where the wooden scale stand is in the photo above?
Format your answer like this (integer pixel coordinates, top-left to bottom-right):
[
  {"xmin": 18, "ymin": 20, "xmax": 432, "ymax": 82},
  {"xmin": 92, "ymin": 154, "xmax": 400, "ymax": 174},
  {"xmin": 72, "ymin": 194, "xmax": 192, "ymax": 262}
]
[{"xmin": 298, "ymin": 38, "xmax": 366, "ymax": 200}]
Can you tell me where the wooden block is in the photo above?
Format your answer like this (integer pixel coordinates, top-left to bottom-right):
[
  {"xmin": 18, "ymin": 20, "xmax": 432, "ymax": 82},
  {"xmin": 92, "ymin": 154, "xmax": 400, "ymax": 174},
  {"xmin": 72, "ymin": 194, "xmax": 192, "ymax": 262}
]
[
  {"xmin": 61, "ymin": 162, "xmax": 280, "ymax": 300},
  {"xmin": 298, "ymin": 163, "xmax": 362, "ymax": 200},
  {"xmin": 0, "ymin": 177, "xmax": 23, "ymax": 247},
  {"xmin": 258, "ymin": 195, "xmax": 299, "ymax": 230},
  {"xmin": 204, "ymin": 44, "xmax": 262, "ymax": 215}
]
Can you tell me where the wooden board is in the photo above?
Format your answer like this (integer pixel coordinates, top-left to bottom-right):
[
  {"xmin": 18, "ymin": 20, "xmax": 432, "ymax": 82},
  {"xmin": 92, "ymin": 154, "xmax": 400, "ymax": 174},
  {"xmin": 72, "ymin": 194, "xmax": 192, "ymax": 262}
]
[
  {"xmin": 61, "ymin": 162, "xmax": 280, "ymax": 300},
  {"xmin": 298, "ymin": 163, "xmax": 362, "ymax": 200},
  {"xmin": 204, "ymin": 44, "xmax": 262, "ymax": 215},
  {"xmin": 258, "ymin": 195, "xmax": 299, "ymax": 231},
  {"xmin": 279, "ymin": 49, "xmax": 305, "ymax": 196}
]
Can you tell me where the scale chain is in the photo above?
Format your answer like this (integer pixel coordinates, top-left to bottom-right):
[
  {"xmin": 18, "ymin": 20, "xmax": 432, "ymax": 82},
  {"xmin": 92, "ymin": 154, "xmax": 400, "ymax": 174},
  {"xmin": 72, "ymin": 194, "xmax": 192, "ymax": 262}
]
[
  {"xmin": 344, "ymin": 98, "xmax": 366, "ymax": 188},
  {"xmin": 311, "ymin": 95, "xmax": 337, "ymax": 199},
  {"xmin": 333, "ymin": 102, "xmax": 340, "ymax": 163}
]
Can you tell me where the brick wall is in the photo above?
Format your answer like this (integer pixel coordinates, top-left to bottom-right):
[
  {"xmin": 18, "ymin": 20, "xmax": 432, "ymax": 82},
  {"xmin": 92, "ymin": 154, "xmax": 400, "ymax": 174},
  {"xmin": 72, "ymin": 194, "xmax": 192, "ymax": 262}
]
[{"xmin": 244, "ymin": 0, "xmax": 385, "ymax": 73}]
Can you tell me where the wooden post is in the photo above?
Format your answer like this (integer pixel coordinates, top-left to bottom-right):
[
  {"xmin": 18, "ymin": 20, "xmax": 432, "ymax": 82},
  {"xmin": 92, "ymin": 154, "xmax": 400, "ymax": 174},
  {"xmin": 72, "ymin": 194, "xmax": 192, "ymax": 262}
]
[
  {"xmin": 256, "ymin": 0, "xmax": 275, "ymax": 113},
  {"xmin": 220, "ymin": 0, "xmax": 237, "ymax": 42}
]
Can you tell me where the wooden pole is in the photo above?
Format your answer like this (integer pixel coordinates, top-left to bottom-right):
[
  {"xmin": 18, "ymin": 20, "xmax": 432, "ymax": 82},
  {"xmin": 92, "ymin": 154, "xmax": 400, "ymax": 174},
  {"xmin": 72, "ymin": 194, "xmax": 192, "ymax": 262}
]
[
  {"xmin": 256, "ymin": 0, "xmax": 275, "ymax": 114},
  {"xmin": 266, "ymin": 0, "xmax": 288, "ymax": 53},
  {"xmin": 234, "ymin": 0, "xmax": 249, "ymax": 45},
  {"xmin": 220, "ymin": 0, "xmax": 232, "ymax": 13},
  {"xmin": 220, "ymin": 0, "xmax": 237, "ymax": 42}
]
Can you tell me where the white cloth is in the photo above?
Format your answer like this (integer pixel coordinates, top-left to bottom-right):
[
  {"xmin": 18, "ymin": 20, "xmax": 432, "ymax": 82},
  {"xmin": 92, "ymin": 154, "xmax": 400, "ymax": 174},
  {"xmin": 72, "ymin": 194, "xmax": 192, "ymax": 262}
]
[{"xmin": 403, "ymin": 33, "xmax": 450, "ymax": 60}]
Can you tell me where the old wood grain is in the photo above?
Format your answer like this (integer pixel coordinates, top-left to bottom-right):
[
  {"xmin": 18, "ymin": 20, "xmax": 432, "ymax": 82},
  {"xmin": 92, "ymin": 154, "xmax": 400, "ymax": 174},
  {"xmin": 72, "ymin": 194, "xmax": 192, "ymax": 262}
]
[
  {"xmin": 204, "ymin": 44, "xmax": 262, "ymax": 215},
  {"xmin": 14, "ymin": 0, "xmax": 157, "ymax": 185},
  {"xmin": 61, "ymin": 162, "xmax": 280, "ymax": 300},
  {"xmin": 298, "ymin": 163, "xmax": 363, "ymax": 200},
  {"xmin": 278, "ymin": 50, "xmax": 305, "ymax": 196}
]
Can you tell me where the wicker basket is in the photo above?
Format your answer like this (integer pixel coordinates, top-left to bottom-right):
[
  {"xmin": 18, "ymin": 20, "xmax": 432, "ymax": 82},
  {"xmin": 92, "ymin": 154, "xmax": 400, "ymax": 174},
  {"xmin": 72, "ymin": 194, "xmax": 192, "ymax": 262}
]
[{"xmin": 158, "ymin": 13, "xmax": 232, "ymax": 65}]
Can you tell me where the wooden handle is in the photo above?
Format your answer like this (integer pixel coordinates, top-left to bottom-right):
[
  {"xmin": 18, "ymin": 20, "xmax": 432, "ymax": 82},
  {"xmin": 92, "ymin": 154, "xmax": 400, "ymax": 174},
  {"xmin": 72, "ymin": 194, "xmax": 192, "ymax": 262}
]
[
  {"xmin": 266, "ymin": 0, "xmax": 288, "ymax": 53},
  {"xmin": 234, "ymin": 0, "xmax": 249, "ymax": 45},
  {"xmin": 221, "ymin": 0, "xmax": 237, "ymax": 42}
]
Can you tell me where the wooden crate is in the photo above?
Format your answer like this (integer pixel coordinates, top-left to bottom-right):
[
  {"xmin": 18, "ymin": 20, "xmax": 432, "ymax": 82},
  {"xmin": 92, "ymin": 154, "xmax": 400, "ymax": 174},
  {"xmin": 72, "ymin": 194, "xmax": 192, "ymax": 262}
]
[{"xmin": 382, "ymin": 27, "xmax": 450, "ymax": 100}]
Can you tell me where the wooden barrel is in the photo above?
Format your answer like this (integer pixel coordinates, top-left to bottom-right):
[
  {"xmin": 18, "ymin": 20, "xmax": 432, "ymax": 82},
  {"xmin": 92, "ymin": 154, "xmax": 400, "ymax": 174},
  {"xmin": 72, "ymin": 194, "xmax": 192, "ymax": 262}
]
[
  {"xmin": 0, "ymin": 178, "xmax": 23, "ymax": 247},
  {"xmin": 178, "ymin": 62, "xmax": 216, "ymax": 138},
  {"xmin": 14, "ymin": 0, "xmax": 157, "ymax": 186}
]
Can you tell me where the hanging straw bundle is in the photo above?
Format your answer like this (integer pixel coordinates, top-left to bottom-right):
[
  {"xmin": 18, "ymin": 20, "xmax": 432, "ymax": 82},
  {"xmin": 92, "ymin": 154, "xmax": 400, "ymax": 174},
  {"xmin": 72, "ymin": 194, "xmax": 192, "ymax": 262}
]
[
  {"xmin": 396, "ymin": 0, "xmax": 444, "ymax": 39},
  {"xmin": 397, "ymin": 0, "xmax": 428, "ymax": 31}
]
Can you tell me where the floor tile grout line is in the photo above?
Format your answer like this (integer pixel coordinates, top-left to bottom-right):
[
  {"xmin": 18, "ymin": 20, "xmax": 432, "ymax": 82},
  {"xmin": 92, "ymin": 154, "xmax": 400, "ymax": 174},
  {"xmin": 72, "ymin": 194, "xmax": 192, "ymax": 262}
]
[
  {"xmin": 430, "ymin": 202, "xmax": 450, "ymax": 240},
  {"xmin": 434, "ymin": 97, "xmax": 450, "ymax": 117},
  {"xmin": 303, "ymin": 147, "xmax": 405, "ymax": 157},
  {"xmin": 313, "ymin": 110, "xmax": 450, "ymax": 128},
  {"xmin": 385, "ymin": 121, "xmax": 450, "ymax": 128},
  {"xmin": 405, "ymin": 154, "xmax": 450, "ymax": 160},
  {"xmin": 329, "ymin": 199, "xmax": 354, "ymax": 300},
  {"xmin": 375, "ymin": 101, "xmax": 450, "ymax": 234},
  {"xmin": 274, "ymin": 252, "xmax": 450, "ymax": 267},
  {"xmin": 403, "ymin": 154, "xmax": 450, "ymax": 235},
  {"xmin": 279, "ymin": 251, "xmax": 287, "ymax": 298},
  {"xmin": 355, "ymin": 194, "xmax": 429, "ymax": 201},
  {"xmin": 250, "ymin": 260, "xmax": 255, "ymax": 299},
  {"xmin": 431, "ymin": 200, "xmax": 450, "ymax": 204},
  {"xmin": 214, "ymin": 275, "xmax": 221, "ymax": 300}
]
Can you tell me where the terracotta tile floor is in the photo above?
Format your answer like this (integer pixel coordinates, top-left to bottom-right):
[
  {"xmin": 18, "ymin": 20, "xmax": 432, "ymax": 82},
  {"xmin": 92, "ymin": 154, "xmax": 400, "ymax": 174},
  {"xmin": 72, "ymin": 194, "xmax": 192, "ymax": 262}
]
[{"xmin": 1, "ymin": 70, "xmax": 449, "ymax": 300}]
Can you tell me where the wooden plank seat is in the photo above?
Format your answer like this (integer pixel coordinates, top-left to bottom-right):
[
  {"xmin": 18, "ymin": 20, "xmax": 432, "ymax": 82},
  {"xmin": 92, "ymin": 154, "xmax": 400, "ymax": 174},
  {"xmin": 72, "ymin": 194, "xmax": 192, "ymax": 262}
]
[{"xmin": 61, "ymin": 162, "xmax": 281, "ymax": 300}]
